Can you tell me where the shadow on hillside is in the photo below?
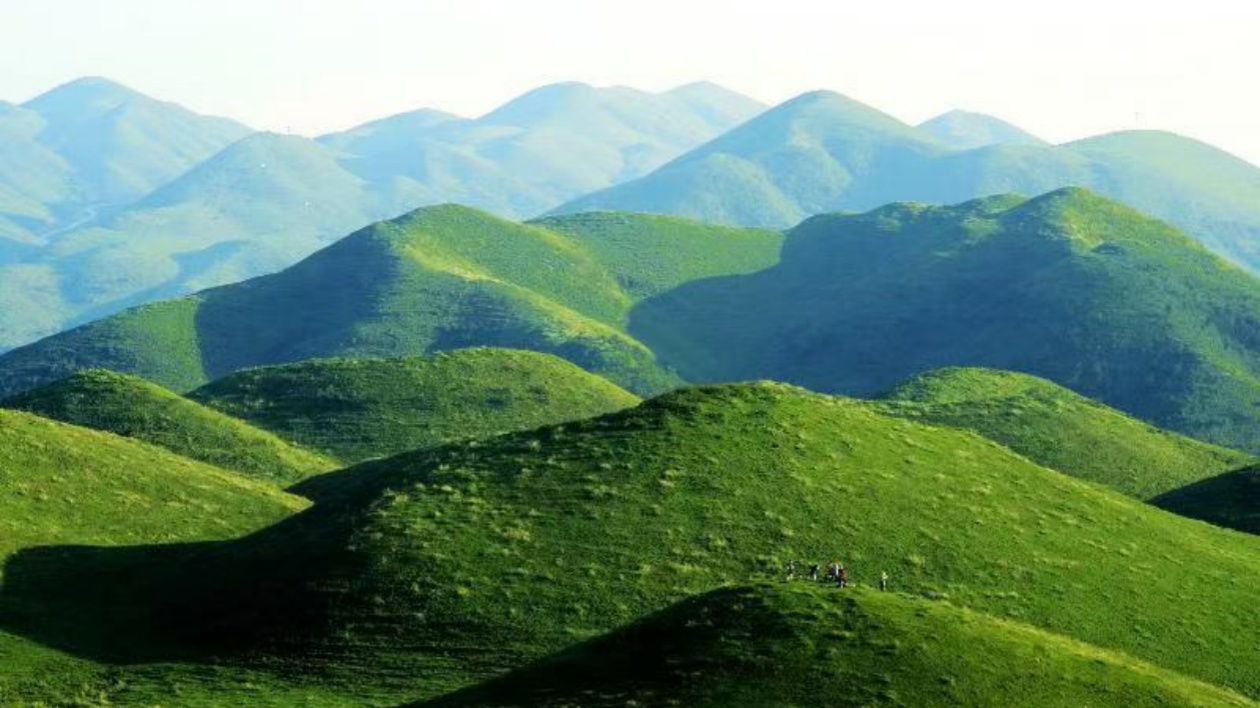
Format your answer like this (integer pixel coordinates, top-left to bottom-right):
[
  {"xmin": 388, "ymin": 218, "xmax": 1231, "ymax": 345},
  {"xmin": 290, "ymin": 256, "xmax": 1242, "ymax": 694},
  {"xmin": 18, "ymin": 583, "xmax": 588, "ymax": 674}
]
[
  {"xmin": 1150, "ymin": 465, "xmax": 1260, "ymax": 536},
  {"xmin": 0, "ymin": 491, "xmax": 370, "ymax": 665}
]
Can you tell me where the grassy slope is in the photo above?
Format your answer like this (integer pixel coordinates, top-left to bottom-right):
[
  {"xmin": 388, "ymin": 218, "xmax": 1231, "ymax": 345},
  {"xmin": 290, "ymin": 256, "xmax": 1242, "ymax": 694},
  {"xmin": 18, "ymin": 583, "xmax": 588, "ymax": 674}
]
[
  {"xmin": 0, "ymin": 408, "xmax": 306, "ymax": 567},
  {"xmin": 3, "ymin": 369, "xmax": 336, "ymax": 484},
  {"xmin": 422, "ymin": 584, "xmax": 1255, "ymax": 708},
  {"xmin": 875, "ymin": 367, "xmax": 1255, "ymax": 500},
  {"xmin": 24, "ymin": 383, "xmax": 1257, "ymax": 706},
  {"xmin": 1152, "ymin": 466, "xmax": 1260, "ymax": 535},
  {"xmin": 0, "ymin": 206, "xmax": 782, "ymax": 398},
  {"xmin": 191, "ymin": 348, "xmax": 641, "ymax": 464},
  {"xmin": 632, "ymin": 189, "xmax": 1260, "ymax": 453}
]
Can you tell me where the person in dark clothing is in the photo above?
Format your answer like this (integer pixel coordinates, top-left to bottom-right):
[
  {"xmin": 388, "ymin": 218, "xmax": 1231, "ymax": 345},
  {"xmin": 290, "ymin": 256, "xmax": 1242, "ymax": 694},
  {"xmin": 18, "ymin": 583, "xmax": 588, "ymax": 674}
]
[
  {"xmin": 809, "ymin": 563, "xmax": 820, "ymax": 582},
  {"xmin": 837, "ymin": 564, "xmax": 849, "ymax": 588}
]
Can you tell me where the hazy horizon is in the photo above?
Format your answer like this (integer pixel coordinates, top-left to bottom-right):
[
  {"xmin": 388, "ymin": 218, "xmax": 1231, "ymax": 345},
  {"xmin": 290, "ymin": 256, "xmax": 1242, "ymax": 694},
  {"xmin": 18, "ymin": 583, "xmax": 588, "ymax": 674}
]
[{"xmin": 2, "ymin": 0, "xmax": 1259, "ymax": 164}]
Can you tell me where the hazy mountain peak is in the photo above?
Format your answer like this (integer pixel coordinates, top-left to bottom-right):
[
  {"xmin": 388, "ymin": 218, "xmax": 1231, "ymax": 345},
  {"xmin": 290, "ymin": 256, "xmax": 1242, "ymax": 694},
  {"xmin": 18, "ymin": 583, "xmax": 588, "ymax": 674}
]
[
  {"xmin": 918, "ymin": 109, "xmax": 1046, "ymax": 150},
  {"xmin": 24, "ymin": 76, "xmax": 149, "ymax": 112}
]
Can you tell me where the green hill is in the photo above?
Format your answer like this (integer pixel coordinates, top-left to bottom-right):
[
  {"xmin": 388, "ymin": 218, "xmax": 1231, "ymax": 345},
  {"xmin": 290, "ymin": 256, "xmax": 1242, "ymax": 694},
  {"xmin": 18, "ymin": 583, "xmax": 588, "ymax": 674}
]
[
  {"xmin": 631, "ymin": 189, "xmax": 1260, "ymax": 453},
  {"xmin": 1152, "ymin": 466, "xmax": 1260, "ymax": 535},
  {"xmin": 13, "ymin": 383, "xmax": 1258, "ymax": 705},
  {"xmin": 190, "ymin": 349, "xmax": 640, "ymax": 464},
  {"xmin": 554, "ymin": 91, "xmax": 1260, "ymax": 275},
  {"xmin": 421, "ymin": 584, "xmax": 1255, "ymax": 708},
  {"xmin": 0, "ymin": 80, "xmax": 765, "ymax": 353},
  {"xmin": 3, "ymin": 369, "xmax": 335, "ymax": 484},
  {"xmin": 0, "ymin": 205, "xmax": 781, "ymax": 398},
  {"xmin": 875, "ymin": 368, "xmax": 1255, "ymax": 500}
]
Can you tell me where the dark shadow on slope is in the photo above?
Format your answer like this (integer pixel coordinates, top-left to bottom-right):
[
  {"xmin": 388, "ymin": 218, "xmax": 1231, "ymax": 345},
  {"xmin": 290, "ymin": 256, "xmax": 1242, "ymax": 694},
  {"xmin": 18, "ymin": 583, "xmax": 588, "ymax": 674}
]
[
  {"xmin": 0, "ymin": 465, "xmax": 396, "ymax": 665},
  {"xmin": 1151, "ymin": 466, "xmax": 1260, "ymax": 535}
]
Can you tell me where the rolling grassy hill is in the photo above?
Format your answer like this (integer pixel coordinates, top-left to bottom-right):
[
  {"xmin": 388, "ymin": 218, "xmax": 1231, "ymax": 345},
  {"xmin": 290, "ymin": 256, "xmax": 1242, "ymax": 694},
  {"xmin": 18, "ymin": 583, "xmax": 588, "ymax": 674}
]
[
  {"xmin": 0, "ymin": 79, "xmax": 765, "ymax": 353},
  {"xmin": 190, "ymin": 349, "xmax": 640, "ymax": 464},
  {"xmin": 631, "ymin": 189, "xmax": 1260, "ymax": 453},
  {"xmin": 2, "ymin": 368, "xmax": 336, "ymax": 484},
  {"xmin": 875, "ymin": 368, "xmax": 1255, "ymax": 500},
  {"xmin": 554, "ymin": 91, "xmax": 1260, "ymax": 275},
  {"xmin": 11, "ymin": 383, "xmax": 1258, "ymax": 705},
  {"xmin": 0, "ymin": 205, "xmax": 781, "ymax": 398},
  {"xmin": 420, "ymin": 584, "xmax": 1256, "ymax": 708}
]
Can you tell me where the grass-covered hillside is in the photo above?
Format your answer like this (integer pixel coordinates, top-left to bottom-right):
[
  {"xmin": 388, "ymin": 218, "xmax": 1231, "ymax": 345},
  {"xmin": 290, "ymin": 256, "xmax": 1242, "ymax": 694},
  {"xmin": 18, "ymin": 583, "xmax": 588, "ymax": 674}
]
[
  {"xmin": 421, "ymin": 584, "xmax": 1256, "ymax": 708},
  {"xmin": 875, "ymin": 368, "xmax": 1255, "ymax": 500},
  {"xmin": 16, "ymin": 383, "xmax": 1257, "ymax": 705},
  {"xmin": 191, "ymin": 349, "xmax": 640, "ymax": 464},
  {"xmin": 0, "ymin": 205, "xmax": 781, "ymax": 398},
  {"xmin": 1152, "ymin": 467, "xmax": 1260, "ymax": 536},
  {"xmin": 633, "ymin": 189, "xmax": 1260, "ymax": 453},
  {"xmin": 554, "ymin": 89, "xmax": 1260, "ymax": 275},
  {"xmin": 0, "ymin": 408, "xmax": 306, "ymax": 567},
  {"xmin": 3, "ymin": 369, "xmax": 336, "ymax": 484}
]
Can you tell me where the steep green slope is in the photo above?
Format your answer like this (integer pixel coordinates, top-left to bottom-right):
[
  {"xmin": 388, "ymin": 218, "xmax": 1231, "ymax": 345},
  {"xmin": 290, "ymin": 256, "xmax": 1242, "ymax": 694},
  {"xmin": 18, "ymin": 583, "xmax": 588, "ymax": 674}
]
[
  {"xmin": 18, "ymin": 383, "xmax": 1257, "ymax": 705},
  {"xmin": 554, "ymin": 91, "xmax": 1260, "ymax": 275},
  {"xmin": 0, "ymin": 205, "xmax": 783, "ymax": 398},
  {"xmin": 3, "ymin": 369, "xmax": 335, "ymax": 484},
  {"xmin": 632, "ymin": 189, "xmax": 1260, "ymax": 453},
  {"xmin": 876, "ymin": 368, "xmax": 1255, "ymax": 499},
  {"xmin": 191, "ymin": 349, "xmax": 640, "ymax": 463},
  {"xmin": 1152, "ymin": 467, "xmax": 1260, "ymax": 535},
  {"xmin": 917, "ymin": 109, "xmax": 1048, "ymax": 150},
  {"xmin": 422, "ymin": 584, "xmax": 1255, "ymax": 708}
]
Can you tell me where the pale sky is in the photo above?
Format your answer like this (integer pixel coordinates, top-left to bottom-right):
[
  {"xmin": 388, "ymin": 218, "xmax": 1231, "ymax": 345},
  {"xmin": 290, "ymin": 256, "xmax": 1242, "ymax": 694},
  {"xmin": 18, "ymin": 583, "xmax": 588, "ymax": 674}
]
[{"xmin": 2, "ymin": 0, "xmax": 1259, "ymax": 163}]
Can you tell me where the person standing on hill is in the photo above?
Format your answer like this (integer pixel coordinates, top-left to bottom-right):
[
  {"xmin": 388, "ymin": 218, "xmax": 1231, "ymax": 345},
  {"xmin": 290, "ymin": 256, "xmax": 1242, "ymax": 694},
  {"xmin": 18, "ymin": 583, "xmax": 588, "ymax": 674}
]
[
  {"xmin": 880, "ymin": 570, "xmax": 889, "ymax": 591},
  {"xmin": 827, "ymin": 561, "xmax": 840, "ymax": 582},
  {"xmin": 837, "ymin": 564, "xmax": 849, "ymax": 589},
  {"xmin": 786, "ymin": 560, "xmax": 798, "ymax": 581},
  {"xmin": 809, "ymin": 563, "xmax": 821, "ymax": 582}
]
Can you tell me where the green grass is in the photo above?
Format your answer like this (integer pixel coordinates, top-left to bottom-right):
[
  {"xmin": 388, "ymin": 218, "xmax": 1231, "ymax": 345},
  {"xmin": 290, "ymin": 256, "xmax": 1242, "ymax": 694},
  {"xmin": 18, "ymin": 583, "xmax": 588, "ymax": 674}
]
[
  {"xmin": 633, "ymin": 188, "xmax": 1260, "ymax": 453},
  {"xmin": 875, "ymin": 367, "xmax": 1255, "ymax": 500},
  {"xmin": 0, "ymin": 408, "xmax": 308, "ymax": 567},
  {"xmin": 190, "ymin": 348, "xmax": 641, "ymax": 464},
  {"xmin": 0, "ymin": 205, "xmax": 784, "ymax": 398},
  {"xmin": 11, "ymin": 383, "xmax": 1257, "ymax": 705},
  {"xmin": 3, "ymin": 368, "xmax": 337, "ymax": 484},
  {"xmin": 421, "ymin": 584, "xmax": 1256, "ymax": 708}
]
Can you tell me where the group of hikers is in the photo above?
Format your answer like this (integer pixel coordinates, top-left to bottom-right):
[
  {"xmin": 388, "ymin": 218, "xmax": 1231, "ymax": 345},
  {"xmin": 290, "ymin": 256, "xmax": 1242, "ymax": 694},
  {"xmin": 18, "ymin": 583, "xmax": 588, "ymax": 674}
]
[{"xmin": 786, "ymin": 560, "xmax": 889, "ymax": 591}]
